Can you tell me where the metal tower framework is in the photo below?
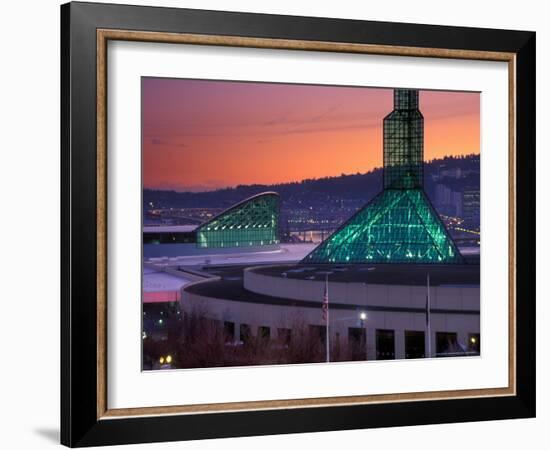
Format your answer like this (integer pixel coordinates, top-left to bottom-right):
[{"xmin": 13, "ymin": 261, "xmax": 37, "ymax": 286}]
[{"xmin": 384, "ymin": 90, "xmax": 424, "ymax": 190}]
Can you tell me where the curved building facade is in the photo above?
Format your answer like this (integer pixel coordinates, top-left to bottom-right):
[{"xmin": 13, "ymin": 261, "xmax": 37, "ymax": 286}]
[
  {"xmin": 181, "ymin": 263, "xmax": 480, "ymax": 361},
  {"xmin": 143, "ymin": 192, "xmax": 280, "ymax": 258},
  {"xmin": 196, "ymin": 192, "xmax": 279, "ymax": 249}
]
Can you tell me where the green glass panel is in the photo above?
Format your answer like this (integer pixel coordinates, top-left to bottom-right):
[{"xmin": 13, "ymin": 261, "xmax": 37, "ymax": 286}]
[
  {"xmin": 384, "ymin": 89, "xmax": 424, "ymax": 190},
  {"xmin": 302, "ymin": 189, "xmax": 464, "ymax": 264},
  {"xmin": 196, "ymin": 193, "xmax": 279, "ymax": 249},
  {"xmin": 303, "ymin": 89, "xmax": 464, "ymax": 265}
]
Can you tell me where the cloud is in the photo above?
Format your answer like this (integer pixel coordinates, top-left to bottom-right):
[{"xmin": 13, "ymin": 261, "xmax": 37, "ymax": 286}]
[
  {"xmin": 144, "ymin": 108, "xmax": 381, "ymax": 141},
  {"xmin": 149, "ymin": 137, "xmax": 188, "ymax": 148}
]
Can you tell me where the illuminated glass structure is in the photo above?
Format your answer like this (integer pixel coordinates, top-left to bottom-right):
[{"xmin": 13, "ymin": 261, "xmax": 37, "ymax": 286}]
[
  {"xmin": 384, "ymin": 90, "xmax": 423, "ymax": 190},
  {"xmin": 196, "ymin": 192, "xmax": 279, "ymax": 249},
  {"xmin": 303, "ymin": 89, "xmax": 464, "ymax": 264}
]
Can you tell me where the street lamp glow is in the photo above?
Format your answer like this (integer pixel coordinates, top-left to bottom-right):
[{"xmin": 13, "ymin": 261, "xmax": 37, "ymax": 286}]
[{"xmin": 359, "ymin": 311, "xmax": 367, "ymax": 321}]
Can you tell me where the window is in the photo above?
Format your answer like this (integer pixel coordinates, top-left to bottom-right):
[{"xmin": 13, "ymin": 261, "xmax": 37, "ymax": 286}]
[
  {"xmin": 258, "ymin": 326, "xmax": 270, "ymax": 341},
  {"xmin": 376, "ymin": 329, "xmax": 395, "ymax": 360},
  {"xmin": 436, "ymin": 332, "xmax": 463, "ymax": 357},
  {"xmin": 309, "ymin": 325, "xmax": 327, "ymax": 347},
  {"xmin": 223, "ymin": 321, "xmax": 235, "ymax": 342},
  {"xmin": 277, "ymin": 328, "xmax": 291, "ymax": 346},
  {"xmin": 143, "ymin": 231, "xmax": 196, "ymax": 244},
  {"xmin": 348, "ymin": 327, "xmax": 367, "ymax": 361},
  {"xmin": 239, "ymin": 324, "xmax": 251, "ymax": 344},
  {"xmin": 405, "ymin": 330, "xmax": 425, "ymax": 359}
]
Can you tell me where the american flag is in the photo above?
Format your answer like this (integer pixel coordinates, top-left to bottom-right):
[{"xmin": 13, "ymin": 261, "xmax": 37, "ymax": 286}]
[{"xmin": 322, "ymin": 276, "xmax": 329, "ymax": 322}]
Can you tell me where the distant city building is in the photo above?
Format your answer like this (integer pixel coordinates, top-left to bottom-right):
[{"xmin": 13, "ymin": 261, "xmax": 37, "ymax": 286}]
[
  {"xmin": 463, "ymin": 189, "xmax": 480, "ymax": 228},
  {"xmin": 303, "ymin": 89, "xmax": 464, "ymax": 264},
  {"xmin": 440, "ymin": 167, "xmax": 463, "ymax": 179},
  {"xmin": 452, "ymin": 191, "xmax": 463, "ymax": 217},
  {"xmin": 435, "ymin": 184, "xmax": 463, "ymax": 217},
  {"xmin": 435, "ymin": 183, "xmax": 451, "ymax": 205}
]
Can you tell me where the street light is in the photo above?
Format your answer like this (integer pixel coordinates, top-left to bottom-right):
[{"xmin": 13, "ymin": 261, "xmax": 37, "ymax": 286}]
[{"xmin": 359, "ymin": 311, "xmax": 367, "ymax": 360}]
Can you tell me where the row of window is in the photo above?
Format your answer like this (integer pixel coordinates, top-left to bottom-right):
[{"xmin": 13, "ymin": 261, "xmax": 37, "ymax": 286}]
[
  {"xmin": 143, "ymin": 231, "xmax": 196, "ymax": 244},
  {"xmin": 224, "ymin": 322, "xmax": 480, "ymax": 359},
  {"xmin": 142, "ymin": 306, "xmax": 480, "ymax": 360}
]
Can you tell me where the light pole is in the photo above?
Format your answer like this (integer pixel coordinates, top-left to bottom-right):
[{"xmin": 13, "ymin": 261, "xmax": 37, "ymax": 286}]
[
  {"xmin": 426, "ymin": 272, "xmax": 431, "ymax": 358},
  {"xmin": 317, "ymin": 271, "xmax": 333, "ymax": 363},
  {"xmin": 359, "ymin": 311, "xmax": 367, "ymax": 360}
]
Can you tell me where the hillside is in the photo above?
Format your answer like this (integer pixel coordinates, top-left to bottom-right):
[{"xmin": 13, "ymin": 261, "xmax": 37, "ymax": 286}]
[{"xmin": 143, "ymin": 154, "xmax": 480, "ymax": 210}]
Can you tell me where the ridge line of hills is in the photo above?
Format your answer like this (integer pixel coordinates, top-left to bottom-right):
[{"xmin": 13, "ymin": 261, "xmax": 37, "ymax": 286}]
[{"xmin": 144, "ymin": 154, "xmax": 480, "ymax": 210}]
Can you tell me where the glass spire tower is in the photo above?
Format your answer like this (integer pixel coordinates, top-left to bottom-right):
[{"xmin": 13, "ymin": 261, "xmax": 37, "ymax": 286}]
[
  {"xmin": 384, "ymin": 89, "xmax": 423, "ymax": 190},
  {"xmin": 303, "ymin": 89, "xmax": 464, "ymax": 264}
]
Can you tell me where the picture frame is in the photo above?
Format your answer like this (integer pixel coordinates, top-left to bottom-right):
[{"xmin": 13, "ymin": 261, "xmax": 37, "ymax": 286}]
[{"xmin": 61, "ymin": 1, "xmax": 535, "ymax": 447}]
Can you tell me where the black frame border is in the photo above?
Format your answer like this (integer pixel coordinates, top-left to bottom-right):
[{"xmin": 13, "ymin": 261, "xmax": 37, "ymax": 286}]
[{"xmin": 61, "ymin": 2, "xmax": 536, "ymax": 447}]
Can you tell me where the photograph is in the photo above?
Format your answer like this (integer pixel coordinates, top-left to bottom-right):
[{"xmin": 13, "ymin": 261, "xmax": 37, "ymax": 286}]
[
  {"xmin": 141, "ymin": 79, "xmax": 481, "ymax": 370},
  {"xmin": 56, "ymin": 1, "xmax": 536, "ymax": 446}
]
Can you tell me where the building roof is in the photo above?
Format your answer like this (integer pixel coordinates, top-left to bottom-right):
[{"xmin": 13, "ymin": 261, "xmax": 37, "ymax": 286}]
[
  {"xmin": 253, "ymin": 263, "xmax": 478, "ymax": 285},
  {"xmin": 143, "ymin": 267, "xmax": 192, "ymax": 303},
  {"xmin": 143, "ymin": 225, "xmax": 197, "ymax": 233},
  {"xmin": 145, "ymin": 243, "xmax": 316, "ymax": 266},
  {"xmin": 195, "ymin": 191, "xmax": 280, "ymax": 249},
  {"xmin": 143, "ymin": 268, "xmax": 192, "ymax": 292},
  {"xmin": 184, "ymin": 264, "xmax": 479, "ymax": 313},
  {"xmin": 197, "ymin": 191, "xmax": 279, "ymax": 231},
  {"xmin": 303, "ymin": 189, "xmax": 464, "ymax": 265}
]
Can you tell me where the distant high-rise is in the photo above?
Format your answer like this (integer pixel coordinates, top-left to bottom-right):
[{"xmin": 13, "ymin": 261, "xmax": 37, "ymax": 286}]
[
  {"xmin": 435, "ymin": 184, "xmax": 463, "ymax": 217},
  {"xmin": 303, "ymin": 89, "xmax": 464, "ymax": 264},
  {"xmin": 463, "ymin": 189, "xmax": 480, "ymax": 228}
]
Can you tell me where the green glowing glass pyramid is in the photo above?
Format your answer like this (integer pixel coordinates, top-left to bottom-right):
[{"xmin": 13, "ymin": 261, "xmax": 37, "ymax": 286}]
[
  {"xmin": 303, "ymin": 189, "xmax": 463, "ymax": 264},
  {"xmin": 302, "ymin": 89, "xmax": 464, "ymax": 265}
]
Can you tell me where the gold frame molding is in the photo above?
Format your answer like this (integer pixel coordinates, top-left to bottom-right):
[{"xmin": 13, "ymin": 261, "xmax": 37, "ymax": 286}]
[{"xmin": 96, "ymin": 29, "xmax": 516, "ymax": 420}]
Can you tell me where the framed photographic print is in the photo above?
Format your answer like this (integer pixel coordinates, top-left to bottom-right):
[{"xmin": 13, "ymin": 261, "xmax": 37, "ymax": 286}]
[{"xmin": 61, "ymin": 1, "xmax": 536, "ymax": 447}]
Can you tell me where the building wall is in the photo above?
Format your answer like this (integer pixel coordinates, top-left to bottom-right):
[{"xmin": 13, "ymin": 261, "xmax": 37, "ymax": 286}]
[
  {"xmin": 244, "ymin": 267, "xmax": 480, "ymax": 311},
  {"xmin": 181, "ymin": 278, "xmax": 480, "ymax": 360},
  {"xmin": 144, "ymin": 242, "xmax": 280, "ymax": 258}
]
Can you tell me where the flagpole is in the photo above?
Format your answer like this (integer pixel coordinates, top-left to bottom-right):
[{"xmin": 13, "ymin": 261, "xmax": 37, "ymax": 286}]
[
  {"xmin": 325, "ymin": 274, "xmax": 330, "ymax": 363},
  {"xmin": 427, "ymin": 272, "xmax": 431, "ymax": 358}
]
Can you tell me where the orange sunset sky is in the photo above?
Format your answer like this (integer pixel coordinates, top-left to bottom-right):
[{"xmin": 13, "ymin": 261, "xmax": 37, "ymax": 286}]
[{"xmin": 142, "ymin": 78, "xmax": 480, "ymax": 192}]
